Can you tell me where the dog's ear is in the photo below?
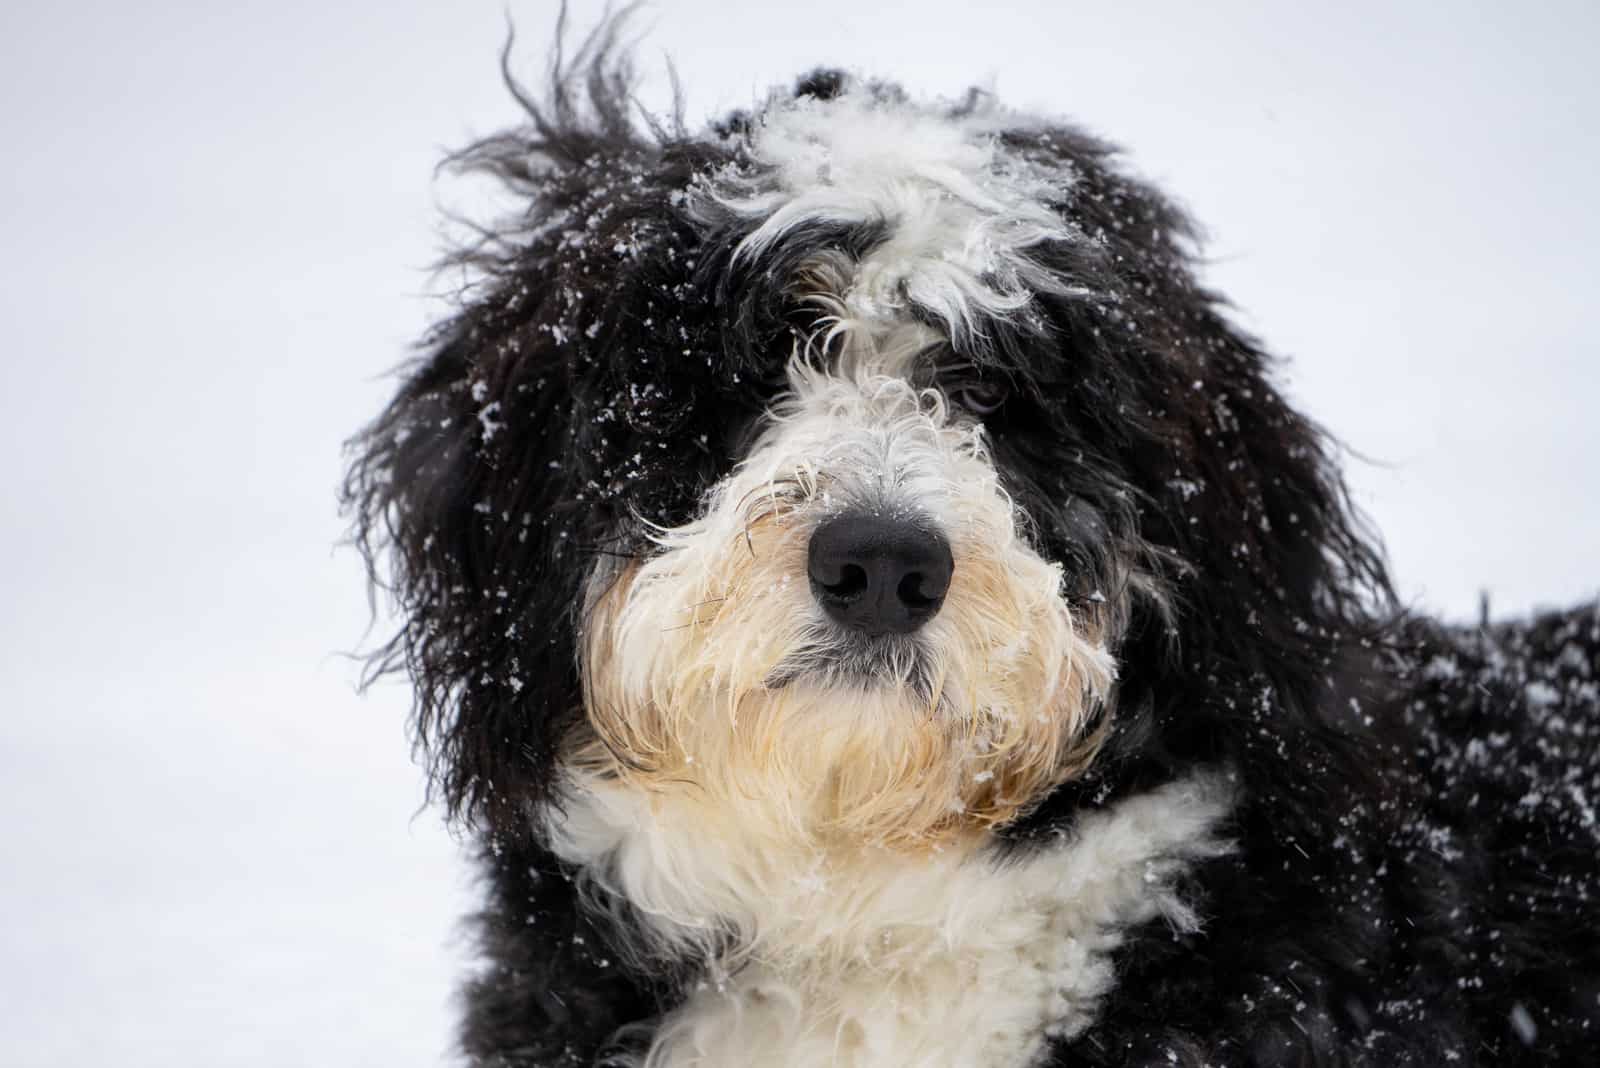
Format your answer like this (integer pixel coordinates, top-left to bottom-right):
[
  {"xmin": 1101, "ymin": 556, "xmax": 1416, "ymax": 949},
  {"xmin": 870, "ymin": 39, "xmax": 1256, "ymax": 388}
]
[
  {"xmin": 344, "ymin": 221, "xmax": 735, "ymax": 829},
  {"xmin": 344, "ymin": 296, "xmax": 588, "ymax": 830},
  {"xmin": 342, "ymin": 30, "xmax": 746, "ymax": 831},
  {"xmin": 983, "ymin": 123, "xmax": 1392, "ymax": 698}
]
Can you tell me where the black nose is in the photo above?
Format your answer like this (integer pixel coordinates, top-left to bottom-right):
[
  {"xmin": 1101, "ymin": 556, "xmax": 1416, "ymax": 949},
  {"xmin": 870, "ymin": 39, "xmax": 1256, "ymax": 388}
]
[{"xmin": 806, "ymin": 513, "xmax": 954, "ymax": 635}]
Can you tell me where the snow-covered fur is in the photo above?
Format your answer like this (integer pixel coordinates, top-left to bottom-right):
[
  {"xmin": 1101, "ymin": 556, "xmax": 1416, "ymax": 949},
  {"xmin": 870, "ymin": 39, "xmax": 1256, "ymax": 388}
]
[{"xmin": 344, "ymin": 17, "xmax": 1600, "ymax": 1067}]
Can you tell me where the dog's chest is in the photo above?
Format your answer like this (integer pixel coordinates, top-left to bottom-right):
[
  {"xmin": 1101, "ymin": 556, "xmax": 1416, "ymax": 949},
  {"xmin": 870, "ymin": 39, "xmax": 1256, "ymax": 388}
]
[{"xmin": 548, "ymin": 772, "xmax": 1233, "ymax": 1068}]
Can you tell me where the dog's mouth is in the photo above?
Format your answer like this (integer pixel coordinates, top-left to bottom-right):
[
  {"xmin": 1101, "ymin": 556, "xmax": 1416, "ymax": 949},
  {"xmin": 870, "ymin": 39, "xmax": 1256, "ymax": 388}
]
[{"xmin": 763, "ymin": 629, "xmax": 942, "ymax": 709}]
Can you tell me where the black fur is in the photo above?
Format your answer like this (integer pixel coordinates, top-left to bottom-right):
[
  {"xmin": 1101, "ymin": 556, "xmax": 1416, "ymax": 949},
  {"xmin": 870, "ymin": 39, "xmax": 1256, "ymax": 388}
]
[{"xmin": 344, "ymin": 18, "xmax": 1600, "ymax": 1066}]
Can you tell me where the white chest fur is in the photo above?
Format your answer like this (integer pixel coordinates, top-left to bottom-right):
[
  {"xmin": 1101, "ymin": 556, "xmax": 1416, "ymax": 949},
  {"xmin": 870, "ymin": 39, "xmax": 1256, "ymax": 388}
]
[{"xmin": 546, "ymin": 771, "xmax": 1234, "ymax": 1068}]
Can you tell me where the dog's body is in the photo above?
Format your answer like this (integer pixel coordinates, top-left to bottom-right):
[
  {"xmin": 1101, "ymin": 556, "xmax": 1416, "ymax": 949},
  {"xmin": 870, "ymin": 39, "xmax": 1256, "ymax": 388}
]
[{"xmin": 346, "ymin": 26, "xmax": 1600, "ymax": 1067}]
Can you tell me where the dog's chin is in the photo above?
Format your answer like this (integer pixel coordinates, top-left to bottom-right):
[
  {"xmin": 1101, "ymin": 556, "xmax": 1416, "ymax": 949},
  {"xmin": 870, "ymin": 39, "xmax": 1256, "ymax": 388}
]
[
  {"xmin": 572, "ymin": 639, "xmax": 1107, "ymax": 853},
  {"xmin": 763, "ymin": 630, "xmax": 941, "ymax": 710}
]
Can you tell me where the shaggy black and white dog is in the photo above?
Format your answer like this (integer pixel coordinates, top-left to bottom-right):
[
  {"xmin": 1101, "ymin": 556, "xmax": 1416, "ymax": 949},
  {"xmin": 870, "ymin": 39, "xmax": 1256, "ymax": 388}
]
[{"xmin": 345, "ymin": 21, "xmax": 1600, "ymax": 1067}]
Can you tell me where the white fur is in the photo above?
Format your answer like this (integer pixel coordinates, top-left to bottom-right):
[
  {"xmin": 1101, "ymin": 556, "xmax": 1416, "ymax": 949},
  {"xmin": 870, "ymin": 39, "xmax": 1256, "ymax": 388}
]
[
  {"xmin": 548, "ymin": 768, "xmax": 1236, "ymax": 1067},
  {"xmin": 694, "ymin": 85, "xmax": 1088, "ymax": 351}
]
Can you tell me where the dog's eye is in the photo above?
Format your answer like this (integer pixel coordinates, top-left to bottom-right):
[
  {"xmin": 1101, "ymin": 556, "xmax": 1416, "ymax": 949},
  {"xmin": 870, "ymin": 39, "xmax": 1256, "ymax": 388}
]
[{"xmin": 952, "ymin": 381, "xmax": 1010, "ymax": 416}]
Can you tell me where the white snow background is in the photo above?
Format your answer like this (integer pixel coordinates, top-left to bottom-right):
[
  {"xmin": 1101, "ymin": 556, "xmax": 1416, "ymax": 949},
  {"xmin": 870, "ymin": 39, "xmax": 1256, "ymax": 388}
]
[{"xmin": 2, "ymin": 1, "xmax": 1596, "ymax": 1064}]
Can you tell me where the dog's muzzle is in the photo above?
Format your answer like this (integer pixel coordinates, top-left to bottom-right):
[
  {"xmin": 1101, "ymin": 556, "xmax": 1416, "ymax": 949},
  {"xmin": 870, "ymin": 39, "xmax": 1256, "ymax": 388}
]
[{"xmin": 806, "ymin": 512, "xmax": 954, "ymax": 635}]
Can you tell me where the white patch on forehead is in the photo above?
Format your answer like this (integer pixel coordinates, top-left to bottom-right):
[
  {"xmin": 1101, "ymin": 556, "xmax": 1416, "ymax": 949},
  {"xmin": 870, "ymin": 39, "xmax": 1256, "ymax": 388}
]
[{"xmin": 696, "ymin": 86, "xmax": 1086, "ymax": 351}]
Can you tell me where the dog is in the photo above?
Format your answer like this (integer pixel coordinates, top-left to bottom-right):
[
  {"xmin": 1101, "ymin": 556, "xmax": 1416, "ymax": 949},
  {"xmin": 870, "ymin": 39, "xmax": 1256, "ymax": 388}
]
[{"xmin": 344, "ymin": 19, "xmax": 1600, "ymax": 1067}]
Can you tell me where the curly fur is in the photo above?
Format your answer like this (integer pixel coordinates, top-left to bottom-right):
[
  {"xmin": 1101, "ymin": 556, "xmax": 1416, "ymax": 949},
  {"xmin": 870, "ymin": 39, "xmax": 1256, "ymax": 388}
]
[{"xmin": 344, "ymin": 13, "xmax": 1600, "ymax": 1066}]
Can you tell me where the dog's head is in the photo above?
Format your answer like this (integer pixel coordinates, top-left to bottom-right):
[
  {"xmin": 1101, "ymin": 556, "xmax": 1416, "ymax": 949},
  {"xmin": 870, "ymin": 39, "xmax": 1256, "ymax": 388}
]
[{"xmin": 346, "ymin": 36, "xmax": 1387, "ymax": 847}]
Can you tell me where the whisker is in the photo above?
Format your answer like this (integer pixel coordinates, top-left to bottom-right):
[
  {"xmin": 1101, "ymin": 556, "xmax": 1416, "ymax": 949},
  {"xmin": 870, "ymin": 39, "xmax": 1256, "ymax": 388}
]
[{"xmin": 661, "ymin": 596, "xmax": 730, "ymax": 633}]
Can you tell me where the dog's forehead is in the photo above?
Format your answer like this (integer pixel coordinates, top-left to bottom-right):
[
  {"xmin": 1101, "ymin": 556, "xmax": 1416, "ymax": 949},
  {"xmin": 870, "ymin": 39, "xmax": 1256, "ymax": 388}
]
[{"xmin": 690, "ymin": 84, "xmax": 1087, "ymax": 362}]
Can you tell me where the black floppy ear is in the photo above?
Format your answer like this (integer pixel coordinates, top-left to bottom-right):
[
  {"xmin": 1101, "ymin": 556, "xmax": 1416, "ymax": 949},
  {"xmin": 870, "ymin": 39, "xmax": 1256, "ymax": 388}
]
[
  {"xmin": 342, "ymin": 53, "xmax": 747, "ymax": 830},
  {"xmin": 343, "ymin": 302, "xmax": 595, "ymax": 830},
  {"xmin": 343, "ymin": 204, "xmax": 736, "ymax": 829},
  {"xmin": 966, "ymin": 119, "xmax": 1392, "ymax": 742}
]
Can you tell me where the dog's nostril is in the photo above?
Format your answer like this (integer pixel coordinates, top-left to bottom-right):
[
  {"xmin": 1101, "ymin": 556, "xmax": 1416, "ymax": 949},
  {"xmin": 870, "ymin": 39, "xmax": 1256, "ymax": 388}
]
[
  {"xmin": 806, "ymin": 513, "xmax": 954, "ymax": 635},
  {"xmin": 898, "ymin": 571, "xmax": 936, "ymax": 608},
  {"xmin": 819, "ymin": 563, "xmax": 869, "ymax": 601}
]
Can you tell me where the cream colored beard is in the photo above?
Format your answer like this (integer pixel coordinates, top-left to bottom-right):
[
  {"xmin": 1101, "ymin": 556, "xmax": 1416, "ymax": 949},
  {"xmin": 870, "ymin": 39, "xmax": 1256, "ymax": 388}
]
[{"xmin": 579, "ymin": 517, "xmax": 1114, "ymax": 850}]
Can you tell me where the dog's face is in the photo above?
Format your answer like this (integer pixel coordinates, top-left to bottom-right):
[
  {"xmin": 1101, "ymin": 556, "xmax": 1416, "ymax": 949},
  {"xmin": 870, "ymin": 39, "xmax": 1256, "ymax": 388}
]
[
  {"xmin": 577, "ymin": 90, "xmax": 1133, "ymax": 848},
  {"xmin": 347, "ymin": 68, "xmax": 1378, "ymax": 844}
]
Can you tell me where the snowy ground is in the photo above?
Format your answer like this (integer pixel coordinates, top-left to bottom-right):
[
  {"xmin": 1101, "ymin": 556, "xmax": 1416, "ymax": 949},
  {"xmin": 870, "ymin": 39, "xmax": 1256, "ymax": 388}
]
[{"xmin": 2, "ymin": 2, "xmax": 1595, "ymax": 1065}]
